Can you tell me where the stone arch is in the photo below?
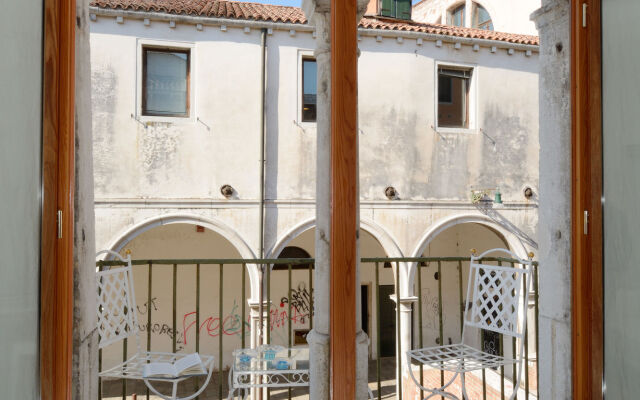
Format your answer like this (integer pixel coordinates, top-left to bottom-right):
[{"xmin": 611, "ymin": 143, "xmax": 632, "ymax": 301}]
[
  {"xmin": 101, "ymin": 213, "xmax": 260, "ymax": 299},
  {"xmin": 265, "ymin": 217, "xmax": 404, "ymax": 260},
  {"xmin": 407, "ymin": 213, "xmax": 529, "ymax": 292}
]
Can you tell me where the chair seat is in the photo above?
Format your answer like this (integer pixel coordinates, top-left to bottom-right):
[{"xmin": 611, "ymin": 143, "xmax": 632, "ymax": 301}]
[
  {"xmin": 407, "ymin": 344, "xmax": 516, "ymax": 373},
  {"xmin": 100, "ymin": 351, "xmax": 214, "ymax": 382}
]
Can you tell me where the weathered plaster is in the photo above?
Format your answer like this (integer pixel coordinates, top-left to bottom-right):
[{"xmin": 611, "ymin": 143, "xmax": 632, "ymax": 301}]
[
  {"xmin": 73, "ymin": 0, "xmax": 99, "ymax": 398},
  {"xmin": 531, "ymin": 1, "xmax": 572, "ymax": 399}
]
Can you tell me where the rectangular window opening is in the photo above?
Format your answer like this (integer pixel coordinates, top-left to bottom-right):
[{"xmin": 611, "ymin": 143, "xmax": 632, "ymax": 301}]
[
  {"xmin": 142, "ymin": 47, "xmax": 190, "ymax": 117},
  {"xmin": 302, "ymin": 58, "xmax": 317, "ymax": 122},
  {"xmin": 437, "ymin": 67, "xmax": 472, "ymax": 129}
]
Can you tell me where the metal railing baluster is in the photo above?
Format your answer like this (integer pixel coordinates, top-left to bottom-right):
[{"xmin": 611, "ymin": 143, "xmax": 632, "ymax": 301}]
[
  {"xmin": 219, "ymin": 264, "xmax": 224, "ymax": 400},
  {"xmin": 309, "ymin": 262, "xmax": 313, "ymax": 331},
  {"xmin": 534, "ymin": 264, "xmax": 539, "ymax": 396},
  {"xmin": 479, "ymin": 260, "xmax": 487, "ymax": 400},
  {"xmin": 173, "ymin": 263, "xmax": 177, "ymax": 354},
  {"xmin": 266, "ymin": 262, "xmax": 271, "ymax": 400},
  {"xmin": 395, "ymin": 261, "xmax": 402, "ymax": 400},
  {"xmin": 375, "ymin": 262, "xmax": 381, "ymax": 400},
  {"xmin": 437, "ymin": 260, "xmax": 444, "ymax": 398},
  {"xmin": 195, "ymin": 263, "xmax": 201, "ymax": 399},
  {"xmin": 122, "ymin": 337, "xmax": 127, "ymax": 400},
  {"xmin": 288, "ymin": 263, "xmax": 292, "ymax": 400},
  {"xmin": 511, "ymin": 262, "xmax": 518, "ymax": 400},
  {"xmin": 417, "ymin": 261, "xmax": 424, "ymax": 399},
  {"xmin": 146, "ymin": 262, "xmax": 152, "ymax": 400},
  {"xmin": 241, "ymin": 263, "xmax": 246, "ymax": 349},
  {"xmin": 498, "ymin": 261, "xmax": 505, "ymax": 400}
]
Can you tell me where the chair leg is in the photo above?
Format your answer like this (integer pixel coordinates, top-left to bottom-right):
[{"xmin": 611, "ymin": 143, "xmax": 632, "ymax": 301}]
[
  {"xmin": 460, "ymin": 372, "xmax": 470, "ymax": 400},
  {"xmin": 171, "ymin": 381, "xmax": 179, "ymax": 400},
  {"xmin": 405, "ymin": 355, "xmax": 461, "ymax": 400}
]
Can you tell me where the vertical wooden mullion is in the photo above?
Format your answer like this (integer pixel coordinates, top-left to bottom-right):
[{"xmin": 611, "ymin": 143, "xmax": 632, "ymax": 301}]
[
  {"xmin": 330, "ymin": 0, "xmax": 358, "ymax": 398},
  {"xmin": 41, "ymin": 0, "xmax": 75, "ymax": 398},
  {"xmin": 571, "ymin": 0, "xmax": 603, "ymax": 399}
]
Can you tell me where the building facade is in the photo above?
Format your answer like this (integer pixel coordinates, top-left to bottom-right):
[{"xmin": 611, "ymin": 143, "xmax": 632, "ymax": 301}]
[
  {"xmin": 89, "ymin": 0, "xmax": 539, "ymax": 396},
  {"xmin": 411, "ymin": 0, "xmax": 540, "ymax": 36}
]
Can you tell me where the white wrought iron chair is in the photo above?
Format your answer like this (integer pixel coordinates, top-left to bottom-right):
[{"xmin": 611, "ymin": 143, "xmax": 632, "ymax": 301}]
[
  {"xmin": 406, "ymin": 248, "xmax": 533, "ymax": 400},
  {"xmin": 96, "ymin": 250, "xmax": 215, "ymax": 400}
]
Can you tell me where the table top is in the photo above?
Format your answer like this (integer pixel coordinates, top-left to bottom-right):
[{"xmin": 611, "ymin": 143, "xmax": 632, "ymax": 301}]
[{"xmin": 232, "ymin": 345, "xmax": 310, "ymax": 373}]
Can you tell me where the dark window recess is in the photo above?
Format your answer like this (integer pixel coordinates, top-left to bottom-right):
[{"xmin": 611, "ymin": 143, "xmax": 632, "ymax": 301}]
[
  {"xmin": 378, "ymin": 285, "xmax": 396, "ymax": 357},
  {"xmin": 380, "ymin": 0, "xmax": 412, "ymax": 20},
  {"xmin": 142, "ymin": 47, "xmax": 190, "ymax": 117},
  {"xmin": 302, "ymin": 59, "xmax": 317, "ymax": 122},
  {"xmin": 294, "ymin": 329, "xmax": 310, "ymax": 345},
  {"xmin": 275, "ymin": 246, "xmax": 313, "ymax": 270},
  {"xmin": 437, "ymin": 67, "xmax": 472, "ymax": 129},
  {"xmin": 361, "ymin": 285, "xmax": 369, "ymax": 335}
]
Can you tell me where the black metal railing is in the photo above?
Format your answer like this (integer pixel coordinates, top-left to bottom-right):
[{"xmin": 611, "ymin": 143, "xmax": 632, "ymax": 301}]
[{"xmin": 96, "ymin": 256, "xmax": 538, "ymax": 400}]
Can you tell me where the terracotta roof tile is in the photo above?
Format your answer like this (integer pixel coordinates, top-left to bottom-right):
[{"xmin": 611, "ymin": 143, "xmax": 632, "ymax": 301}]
[{"xmin": 90, "ymin": 0, "xmax": 539, "ymax": 46}]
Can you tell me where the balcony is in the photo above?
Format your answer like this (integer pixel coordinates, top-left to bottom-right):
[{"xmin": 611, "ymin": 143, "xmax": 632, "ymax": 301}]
[{"xmin": 97, "ymin": 255, "xmax": 539, "ymax": 400}]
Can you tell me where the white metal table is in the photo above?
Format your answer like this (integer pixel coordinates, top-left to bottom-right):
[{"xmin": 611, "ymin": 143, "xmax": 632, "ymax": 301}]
[{"xmin": 227, "ymin": 345, "xmax": 310, "ymax": 399}]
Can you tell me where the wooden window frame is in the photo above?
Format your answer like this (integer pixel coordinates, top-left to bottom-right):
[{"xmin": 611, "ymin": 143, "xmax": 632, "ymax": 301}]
[
  {"xmin": 41, "ymin": 0, "xmax": 75, "ymax": 398},
  {"xmin": 435, "ymin": 64, "xmax": 475, "ymax": 132},
  {"xmin": 571, "ymin": 0, "xmax": 603, "ymax": 399},
  {"xmin": 141, "ymin": 47, "xmax": 191, "ymax": 118}
]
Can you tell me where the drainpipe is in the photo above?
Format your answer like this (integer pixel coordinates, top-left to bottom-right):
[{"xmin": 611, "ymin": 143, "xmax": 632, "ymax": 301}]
[
  {"xmin": 254, "ymin": 27, "xmax": 267, "ymax": 400},
  {"xmin": 258, "ymin": 26, "xmax": 267, "ymax": 348}
]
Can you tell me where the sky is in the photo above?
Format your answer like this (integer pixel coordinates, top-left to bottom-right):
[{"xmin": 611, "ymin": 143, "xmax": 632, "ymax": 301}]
[{"xmin": 238, "ymin": 0, "xmax": 422, "ymax": 7}]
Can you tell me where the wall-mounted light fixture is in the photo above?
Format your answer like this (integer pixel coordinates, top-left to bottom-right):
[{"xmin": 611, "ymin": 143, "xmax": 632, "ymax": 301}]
[
  {"xmin": 523, "ymin": 187, "xmax": 534, "ymax": 199},
  {"xmin": 220, "ymin": 184, "xmax": 234, "ymax": 198},
  {"xmin": 384, "ymin": 186, "xmax": 398, "ymax": 200}
]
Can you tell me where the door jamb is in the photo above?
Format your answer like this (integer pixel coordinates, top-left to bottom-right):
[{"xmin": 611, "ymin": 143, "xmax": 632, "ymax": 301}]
[
  {"xmin": 571, "ymin": 0, "xmax": 603, "ymax": 399},
  {"xmin": 40, "ymin": 0, "xmax": 75, "ymax": 398}
]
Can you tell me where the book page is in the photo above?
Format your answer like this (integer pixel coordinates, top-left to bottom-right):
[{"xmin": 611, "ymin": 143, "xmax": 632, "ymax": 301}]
[
  {"xmin": 174, "ymin": 353, "xmax": 204, "ymax": 376},
  {"xmin": 143, "ymin": 362, "xmax": 176, "ymax": 378}
]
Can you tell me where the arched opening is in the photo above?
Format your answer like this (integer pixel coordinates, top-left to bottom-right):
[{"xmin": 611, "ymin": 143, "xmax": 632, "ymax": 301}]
[
  {"xmin": 100, "ymin": 222, "xmax": 252, "ymax": 397},
  {"xmin": 411, "ymin": 222, "xmax": 534, "ymax": 397},
  {"xmin": 447, "ymin": 1, "xmax": 494, "ymax": 30}
]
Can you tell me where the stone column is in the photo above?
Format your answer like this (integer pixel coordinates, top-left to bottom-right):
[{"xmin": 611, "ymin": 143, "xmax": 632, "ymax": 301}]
[
  {"xmin": 391, "ymin": 295, "xmax": 418, "ymax": 398},
  {"xmin": 301, "ymin": 1, "xmax": 369, "ymax": 398},
  {"xmin": 531, "ymin": 2, "xmax": 572, "ymax": 399},
  {"xmin": 72, "ymin": 0, "xmax": 99, "ymax": 398},
  {"xmin": 248, "ymin": 300, "xmax": 271, "ymax": 400}
]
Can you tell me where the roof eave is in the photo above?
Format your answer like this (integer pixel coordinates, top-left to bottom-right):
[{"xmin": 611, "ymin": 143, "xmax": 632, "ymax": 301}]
[{"xmin": 89, "ymin": 6, "xmax": 539, "ymax": 50}]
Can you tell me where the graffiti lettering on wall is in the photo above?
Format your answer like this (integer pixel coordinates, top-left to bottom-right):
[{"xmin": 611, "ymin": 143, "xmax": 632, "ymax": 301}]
[
  {"xmin": 420, "ymin": 287, "xmax": 447, "ymax": 330},
  {"xmin": 182, "ymin": 300, "xmax": 251, "ymax": 344},
  {"xmin": 279, "ymin": 282, "xmax": 313, "ymax": 324},
  {"xmin": 135, "ymin": 282, "xmax": 315, "ymax": 347}
]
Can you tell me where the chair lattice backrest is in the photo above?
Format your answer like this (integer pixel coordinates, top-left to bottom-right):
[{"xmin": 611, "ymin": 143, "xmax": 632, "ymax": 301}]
[
  {"xmin": 463, "ymin": 248, "xmax": 533, "ymax": 340},
  {"xmin": 96, "ymin": 250, "xmax": 140, "ymax": 350}
]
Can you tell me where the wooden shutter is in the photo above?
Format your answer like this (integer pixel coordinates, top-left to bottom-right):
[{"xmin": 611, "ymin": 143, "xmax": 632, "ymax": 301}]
[
  {"xmin": 380, "ymin": 0, "xmax": 393, "ymax": 17},
  {"xmin": 396, "ymin": 0, "xmax": 411, "ymax": 19}
]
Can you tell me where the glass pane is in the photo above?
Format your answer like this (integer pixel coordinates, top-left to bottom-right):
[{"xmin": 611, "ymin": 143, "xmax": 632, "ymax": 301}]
[
  {"xmin": 473, "ymin": 4, "xmax": 493, "ymax": 30},
  {"xmin": 603, "ymin": 0, "xmax": 640, "ymax": 397},
  {"xmin": 144, "ymin": 50, "xmax": 188, "ymax": 116},
  {"xmin": 302, "ymin": 59, "xmax": 317, "ymax": 122},
  {"xmin": 450, "ymin": 5, "xmax": 465, "ymax": 27},
  {"xmin": 0, "ymin": 0, "xmax": 42, "ymax": 397},
  {"xmin": 438, "ymin": 71, "xmax": 469, "ymax": 128}
]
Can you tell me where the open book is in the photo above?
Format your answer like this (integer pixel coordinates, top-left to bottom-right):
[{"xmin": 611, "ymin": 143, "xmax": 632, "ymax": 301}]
[{"xmin": 143, "ymin": 353, "xmax": 206, "ymax": 379}]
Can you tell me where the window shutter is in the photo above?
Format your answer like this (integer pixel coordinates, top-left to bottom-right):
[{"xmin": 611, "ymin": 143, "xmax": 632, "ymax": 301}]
[
  {"xmin": 380, "ymin": 0, "xmax": 393, "ymax": 17},
  {"xmin": 396, "ymin": 0, "xmax": 412, "ymax": 19}
]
